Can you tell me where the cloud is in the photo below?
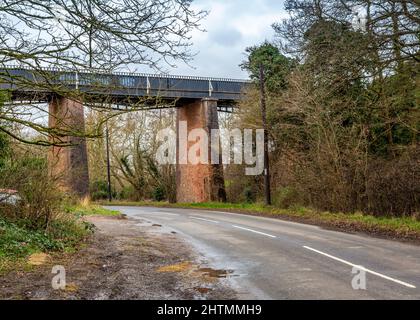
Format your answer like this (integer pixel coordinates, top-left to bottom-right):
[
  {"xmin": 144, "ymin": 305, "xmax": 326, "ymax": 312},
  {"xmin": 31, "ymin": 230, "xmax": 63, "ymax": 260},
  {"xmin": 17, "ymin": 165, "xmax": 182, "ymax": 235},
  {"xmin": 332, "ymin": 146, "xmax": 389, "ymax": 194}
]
[
  {"xmin": 139, "ymin": 0, "xmax": 287, "ymax": 79},
  {"xmin": 209, "ymin": 27, "xmax": 243, "ymax": 47}
]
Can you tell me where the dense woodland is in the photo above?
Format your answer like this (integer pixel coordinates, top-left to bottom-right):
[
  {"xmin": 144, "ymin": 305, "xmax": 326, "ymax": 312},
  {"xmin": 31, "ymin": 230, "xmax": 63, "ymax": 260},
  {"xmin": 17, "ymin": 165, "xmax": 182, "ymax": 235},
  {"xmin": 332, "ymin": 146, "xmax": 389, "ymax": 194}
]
[{"xmin": 229, "ymin": 0, "xmax": 419, "ymax": 216}]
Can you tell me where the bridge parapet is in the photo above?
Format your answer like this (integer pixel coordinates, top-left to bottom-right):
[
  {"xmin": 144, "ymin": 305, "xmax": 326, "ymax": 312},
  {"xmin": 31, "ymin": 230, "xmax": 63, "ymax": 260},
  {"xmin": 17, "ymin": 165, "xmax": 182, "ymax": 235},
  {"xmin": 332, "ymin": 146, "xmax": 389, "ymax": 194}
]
[{"xmin": 0, "ymin": 66, "xmax": 250, "ymax": 103}]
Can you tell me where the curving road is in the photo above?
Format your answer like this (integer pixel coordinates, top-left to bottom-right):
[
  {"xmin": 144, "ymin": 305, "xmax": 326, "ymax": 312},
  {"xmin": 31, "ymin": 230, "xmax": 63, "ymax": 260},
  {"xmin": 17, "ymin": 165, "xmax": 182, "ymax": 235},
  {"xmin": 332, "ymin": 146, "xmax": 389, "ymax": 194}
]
[{"xmin": 105, "ymin": 206, "xmax": 420, "ymax": 300}]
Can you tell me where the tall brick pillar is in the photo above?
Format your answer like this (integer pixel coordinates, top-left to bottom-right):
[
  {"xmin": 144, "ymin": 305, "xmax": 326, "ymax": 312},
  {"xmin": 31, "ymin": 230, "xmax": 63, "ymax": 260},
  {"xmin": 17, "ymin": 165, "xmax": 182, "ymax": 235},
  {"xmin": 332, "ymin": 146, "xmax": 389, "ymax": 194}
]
[
  {"xmin": 48, "ymin": 96, "xmax": 90, "ymax": 197},
  {"xmin": 176, "ymin": 98, "xmax": 226, "ymax": 203}
]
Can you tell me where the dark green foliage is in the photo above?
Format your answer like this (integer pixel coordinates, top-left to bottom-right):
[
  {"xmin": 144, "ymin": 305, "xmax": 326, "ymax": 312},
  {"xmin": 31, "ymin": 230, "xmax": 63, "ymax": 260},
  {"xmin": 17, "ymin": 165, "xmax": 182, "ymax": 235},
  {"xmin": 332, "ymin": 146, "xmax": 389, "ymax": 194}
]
[
  {"xmin": 368, "ymin": 63, "xmax": 419, "ymax": 156},
  {"xmin": 0, "ymin": 218, "xmax": 61, "ymax": 258},
  {"xmin": 243, "ymin": 186, "xmax": 256, "ymax": 204},
  {"xmin": 90, "ymin": 180, "xmax": 116, "ymax": 200},
  {"xmin": 117, "ymin": 148, "xmax": 176, "ymax": 202},
  {"xmin": 152, "ymin": 186, "xmax": 166, "ymax": 202},
  {"xmin": 240, "ymin": 42, "xmax": 295, "ymax": 92},
  {"xmin": 0, "ymin": 215, "xmax": 92, "ymax": 260}
]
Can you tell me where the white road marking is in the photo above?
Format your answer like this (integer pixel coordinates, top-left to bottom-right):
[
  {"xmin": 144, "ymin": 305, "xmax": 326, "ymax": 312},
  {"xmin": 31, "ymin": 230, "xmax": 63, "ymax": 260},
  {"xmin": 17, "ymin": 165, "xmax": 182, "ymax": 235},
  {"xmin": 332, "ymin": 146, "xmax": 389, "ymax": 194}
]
[
  {"xmin": 150, "ymin": 212, "xmax": 180, "ymax": 216},
  {"xmin": 190, "ymin": 217, "xmax": 220, "ymax": 224},
  {"xmin": 303, "ymin": 246, "xmax": 416, "ymax": 289},
  {"xmin": 232, "ymin": 225, "xmax": 277, "ymax": 238}
]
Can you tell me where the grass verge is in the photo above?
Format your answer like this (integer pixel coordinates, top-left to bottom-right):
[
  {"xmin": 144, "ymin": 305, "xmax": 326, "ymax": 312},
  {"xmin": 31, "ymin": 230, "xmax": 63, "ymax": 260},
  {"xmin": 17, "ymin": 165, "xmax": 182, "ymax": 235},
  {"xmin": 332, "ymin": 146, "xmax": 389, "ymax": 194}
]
[
  {"xmin": 64, "ymin": 203, "xmax": 121, "ymax": 217},
  {"xmin": 0, "ymin": 203, "xmax": 119, "ymax": 274},
  {"xmin": 98, "ymin": 200, "xmax": 420, "ymax": 243},
  {"xmin": 0, "ymin": 215, "xmax": 92, "ymax": 275}
]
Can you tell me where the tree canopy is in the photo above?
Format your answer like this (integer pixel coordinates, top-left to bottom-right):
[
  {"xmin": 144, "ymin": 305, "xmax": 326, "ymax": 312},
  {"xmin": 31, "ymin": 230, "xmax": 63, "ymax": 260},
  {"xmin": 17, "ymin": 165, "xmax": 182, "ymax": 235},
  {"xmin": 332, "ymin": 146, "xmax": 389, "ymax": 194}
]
[
  {"xmin": 241, "ymin": 42, "xmax": 295, "ymax": 92},
  {"xmin": 234, "ymin": 0, "xmax": 419, "ymax": 216}
]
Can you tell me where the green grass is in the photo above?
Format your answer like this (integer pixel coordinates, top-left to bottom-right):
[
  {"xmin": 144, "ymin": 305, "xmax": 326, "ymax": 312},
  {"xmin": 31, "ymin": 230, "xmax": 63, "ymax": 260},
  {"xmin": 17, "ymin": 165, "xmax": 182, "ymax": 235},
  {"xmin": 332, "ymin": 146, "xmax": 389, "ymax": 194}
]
[
  {"xmin": 0, "ymin": 202, "xmax": 118, "ymax": 274},
  {"xmin": 0, "ymin": 214, "xmax": 92, "ymax": 274},
  {"xmin": 98, "ymin": 200, "xmax": 420, "ymax": 241},
  {"xmin": 0, "ymin": 219, "xmax": 61, "ymax": 259},
  {"xmin": 98, "ymin": 200, "xmax": 267, "ymax": 211},
  {"xmin": 64, "ymin": 203, "xmax": 121, "ymax": 217}
]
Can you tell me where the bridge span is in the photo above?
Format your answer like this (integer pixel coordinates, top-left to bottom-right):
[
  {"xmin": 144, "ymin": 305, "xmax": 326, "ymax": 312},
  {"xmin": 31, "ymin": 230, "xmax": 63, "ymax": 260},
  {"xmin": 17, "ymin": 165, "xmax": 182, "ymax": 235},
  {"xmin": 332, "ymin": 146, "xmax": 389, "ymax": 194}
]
[
  {"xmin": 0, "ymin": 66, "xmax": 249, "ymax": 110},
  {"xmin": 0, "ymin": 66, "xmax": 251, "ymax": 203}
]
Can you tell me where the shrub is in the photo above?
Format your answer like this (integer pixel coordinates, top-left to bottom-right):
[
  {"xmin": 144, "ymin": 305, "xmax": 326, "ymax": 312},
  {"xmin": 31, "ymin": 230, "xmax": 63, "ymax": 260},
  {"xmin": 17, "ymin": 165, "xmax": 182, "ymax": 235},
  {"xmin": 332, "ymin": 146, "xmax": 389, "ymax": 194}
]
[
  {"xmin": 152, "ymin": 186, "xmax": 165, "ymax": 202},
  {"xmin": 365, "ymin": 147, "xmax": 420, "ymax": 217},
  {"xmin": 0, "ymin": 218, "xmax": 61, "ymax": 258},
  {"xmin": 0, "ymin": 214, "xmax": 92, "ymax": 265},
  {"xmin": 243, "ymin": 186, "xmax": 256, "ymax": 203},
  {"xmin": 0, "ymin": 155, "xmax": 63, "ymax": 230},
  {"xmin": 118, "ymin": 185, "xmax": 137, "ymax": 200},
  {"xmin": 273, "ymin": 187, "xmax": 301, "ymax": 209},
  {"xmin": 90, "ymin": 180, "xmax": 116, "ymax": 200}
]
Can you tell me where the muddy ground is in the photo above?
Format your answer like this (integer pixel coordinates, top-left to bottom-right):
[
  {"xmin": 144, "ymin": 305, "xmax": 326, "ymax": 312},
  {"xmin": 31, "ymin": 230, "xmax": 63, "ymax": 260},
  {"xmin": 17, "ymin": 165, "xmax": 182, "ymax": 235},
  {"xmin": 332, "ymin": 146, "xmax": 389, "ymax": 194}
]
[{"xmin": 0, "ymin": 215, "xmax": 237, "ymax": 300}]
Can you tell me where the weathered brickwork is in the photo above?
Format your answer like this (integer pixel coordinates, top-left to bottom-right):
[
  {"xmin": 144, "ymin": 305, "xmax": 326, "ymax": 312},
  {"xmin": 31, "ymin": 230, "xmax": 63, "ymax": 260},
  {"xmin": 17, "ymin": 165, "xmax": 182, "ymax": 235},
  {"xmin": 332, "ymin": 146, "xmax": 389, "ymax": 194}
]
[
  {"xmin": 48, "ymin": 96, "xmax": 89, "ymax": 197},
  {"xmin": 176, "ymin": 98, "xmax": 226, "ymax": 203}
]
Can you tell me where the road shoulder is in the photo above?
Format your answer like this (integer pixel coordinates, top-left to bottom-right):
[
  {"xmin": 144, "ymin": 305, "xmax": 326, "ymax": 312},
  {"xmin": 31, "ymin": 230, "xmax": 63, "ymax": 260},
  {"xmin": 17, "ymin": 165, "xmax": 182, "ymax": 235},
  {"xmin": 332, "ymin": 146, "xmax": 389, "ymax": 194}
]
[{"xmin": 0, "ymin": 215, "xmax": 236, "ymax": 300}]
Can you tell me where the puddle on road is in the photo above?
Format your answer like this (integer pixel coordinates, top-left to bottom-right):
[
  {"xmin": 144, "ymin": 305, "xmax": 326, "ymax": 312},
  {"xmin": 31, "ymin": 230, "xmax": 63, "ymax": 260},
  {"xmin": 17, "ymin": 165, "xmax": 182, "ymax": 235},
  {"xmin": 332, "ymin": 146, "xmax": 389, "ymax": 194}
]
[
  {"xmin": 157, "ymin": 262, "xmax": 235, "ymax": 279},
  {"xmin": 197, "ymin": 267, "xmax": 234, "ymax": 278},
  {"xmin": 132, "ymin": 216, "xmax": 239, "ymax": 296},
  {"xmin": 194, "ymin": 287, "xmax": 212, "ymax": 294},
  {"xmin": 157, "ymin": 262, "xmax": 236, "ymax": 298}
]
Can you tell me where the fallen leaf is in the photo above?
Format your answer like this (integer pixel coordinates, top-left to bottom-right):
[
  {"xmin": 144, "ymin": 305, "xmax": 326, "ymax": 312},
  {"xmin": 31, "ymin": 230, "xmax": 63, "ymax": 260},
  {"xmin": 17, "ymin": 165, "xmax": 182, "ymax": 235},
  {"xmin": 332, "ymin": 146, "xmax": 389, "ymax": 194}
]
[{"xmin": 65, "ymin": 283, "xmax": 79, "ymax": 292}]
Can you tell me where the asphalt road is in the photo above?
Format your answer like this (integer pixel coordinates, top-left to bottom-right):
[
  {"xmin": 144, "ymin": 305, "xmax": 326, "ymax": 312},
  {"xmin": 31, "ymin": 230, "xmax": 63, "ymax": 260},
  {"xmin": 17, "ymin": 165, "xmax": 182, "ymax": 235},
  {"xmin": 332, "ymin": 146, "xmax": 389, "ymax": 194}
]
[{"xmin": 106, "ymin": 206, "xmax": 420, "ymax": 300}]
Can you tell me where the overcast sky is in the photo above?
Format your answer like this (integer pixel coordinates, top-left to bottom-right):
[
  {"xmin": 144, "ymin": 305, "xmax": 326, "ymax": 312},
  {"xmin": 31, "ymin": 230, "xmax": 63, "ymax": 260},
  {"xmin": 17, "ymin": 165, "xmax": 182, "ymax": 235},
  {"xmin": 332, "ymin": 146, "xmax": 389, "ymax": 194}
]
[{"xmin": 153, "ymin": 0, "xmax": 287, "ymax": 79}]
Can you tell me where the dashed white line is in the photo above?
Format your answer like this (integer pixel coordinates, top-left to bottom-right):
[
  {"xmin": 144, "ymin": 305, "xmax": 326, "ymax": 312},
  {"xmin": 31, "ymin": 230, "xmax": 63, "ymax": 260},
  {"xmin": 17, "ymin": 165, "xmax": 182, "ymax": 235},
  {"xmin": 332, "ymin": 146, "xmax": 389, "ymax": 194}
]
[
  {"xmin": 190, "ymin": 217, "xmax": 220, "ymax": 224},
  {"xmin": 303, "ymin": 246, "xmax": 416, "ymax": 289},
  {"xmin": 232, "ymin": 225, "xmax": 277, "ymax": 238}
]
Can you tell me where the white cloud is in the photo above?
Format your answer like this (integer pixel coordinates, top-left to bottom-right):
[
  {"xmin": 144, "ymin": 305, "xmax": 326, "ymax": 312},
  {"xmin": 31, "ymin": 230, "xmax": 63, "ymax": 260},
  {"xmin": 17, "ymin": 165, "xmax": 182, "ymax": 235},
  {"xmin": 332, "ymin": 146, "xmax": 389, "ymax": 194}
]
[{"xmin": 139, "ymin": 0, "xmax": 287, "ymax": 79}]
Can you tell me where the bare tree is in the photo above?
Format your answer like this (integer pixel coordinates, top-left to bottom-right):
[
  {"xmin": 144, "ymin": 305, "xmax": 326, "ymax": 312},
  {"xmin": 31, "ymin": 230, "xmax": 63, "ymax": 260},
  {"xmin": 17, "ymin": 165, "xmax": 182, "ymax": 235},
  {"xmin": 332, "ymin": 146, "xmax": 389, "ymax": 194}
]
[
  {"xmin": 274, "ymin": 0, "xmax": 419, "ymax": 71},
  {"xmin": 0, "ymin": 0, "xmax": 206, "ymax": 71},
  {"xmin": 0, "ymin": 0, "xmax": 206, "ymax": 145},
  {"xmin": 87, "ymin": 108, "xmax": 176, "ymax": 202}
]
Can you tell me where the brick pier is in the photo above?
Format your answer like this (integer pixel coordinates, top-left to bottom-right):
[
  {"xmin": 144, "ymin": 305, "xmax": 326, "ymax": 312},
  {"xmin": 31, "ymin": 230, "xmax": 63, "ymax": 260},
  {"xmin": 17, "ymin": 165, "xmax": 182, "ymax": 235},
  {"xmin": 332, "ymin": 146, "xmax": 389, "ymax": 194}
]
[
  {"xmin": 176, "ymin": 98, "xmax": 226, "ymax": 203},
  {"xmin": 48, "ymin": 96, "xmax": 90, "ymax": 197}
]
